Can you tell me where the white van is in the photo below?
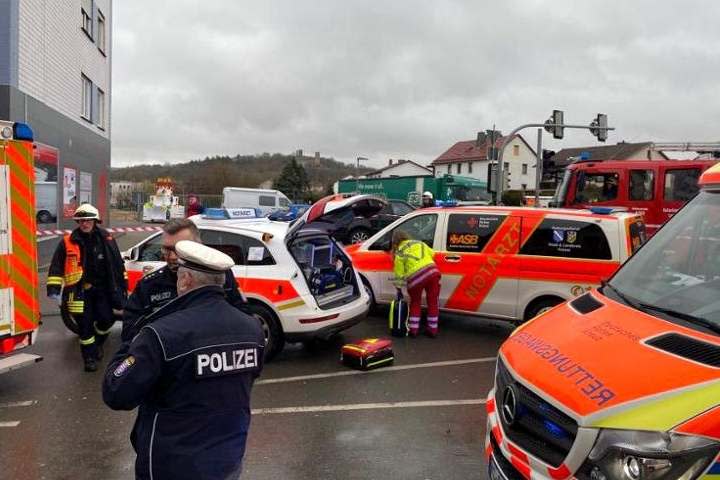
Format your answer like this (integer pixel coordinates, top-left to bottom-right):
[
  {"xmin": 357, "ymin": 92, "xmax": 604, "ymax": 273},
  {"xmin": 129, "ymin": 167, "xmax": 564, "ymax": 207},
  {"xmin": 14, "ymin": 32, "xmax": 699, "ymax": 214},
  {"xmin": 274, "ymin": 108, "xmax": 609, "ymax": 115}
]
[
  {"xmin": 222, "ymin": 187, "xmax": 291, "ymax": 216},
  {"xmin": 35, "ymin": 181, "xmax": 57, "ymax": 224}
]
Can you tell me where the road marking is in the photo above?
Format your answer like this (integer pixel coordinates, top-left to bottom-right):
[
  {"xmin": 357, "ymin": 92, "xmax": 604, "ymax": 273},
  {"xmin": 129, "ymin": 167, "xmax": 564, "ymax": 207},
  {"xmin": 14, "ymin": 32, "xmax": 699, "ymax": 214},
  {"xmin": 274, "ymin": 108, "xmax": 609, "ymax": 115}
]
[
  {"xmin": 0, "ymin": 421, "xmax": 21, "ymax": 427},
  {"xmin": 0, "ymin": 400, "xmax": 36, "ymax": 409},
  {"xmin": 256, "ymin": 357, "xmax": 497, "ymax": 386},
  {"xmin": 252, "ymin": 398, "xmax": 487, "ymax": 415}
]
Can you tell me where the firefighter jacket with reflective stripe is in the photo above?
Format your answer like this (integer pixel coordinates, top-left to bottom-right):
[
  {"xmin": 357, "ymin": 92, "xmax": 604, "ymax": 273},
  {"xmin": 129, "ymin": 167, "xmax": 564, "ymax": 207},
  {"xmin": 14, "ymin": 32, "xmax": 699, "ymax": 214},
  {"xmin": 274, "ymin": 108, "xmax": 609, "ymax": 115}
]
[
  {"xmin": 103, "ymin": 286, "xmax": 265, "ymax": 480},
  {"xmin": 393, "ymin": 240, "xmax": 437, "ymax": 285},
  {"xmin": 47, "ymin": 227, "xmax": 128, "ymax": 309}
]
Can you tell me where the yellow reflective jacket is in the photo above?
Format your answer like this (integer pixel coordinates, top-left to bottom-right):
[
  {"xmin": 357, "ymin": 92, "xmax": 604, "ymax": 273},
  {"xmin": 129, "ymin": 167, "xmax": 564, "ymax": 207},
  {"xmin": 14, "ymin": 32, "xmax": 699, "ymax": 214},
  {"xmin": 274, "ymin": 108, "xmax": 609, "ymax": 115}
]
[{"xmin": 393, "ymin": 240, "xmax": 436, "ymax": 284}]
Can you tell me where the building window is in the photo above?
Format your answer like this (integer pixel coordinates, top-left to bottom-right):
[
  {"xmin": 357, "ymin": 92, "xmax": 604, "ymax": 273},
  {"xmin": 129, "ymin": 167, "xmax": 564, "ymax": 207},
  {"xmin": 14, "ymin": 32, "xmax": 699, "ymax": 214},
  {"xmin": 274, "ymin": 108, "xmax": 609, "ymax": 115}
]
[
  {"xmin": 81, "ymin": 74, "xmax": 92, "ymax": 121},
  {"xmin": 81, "ymin": 0, "xmax": 93, "ymax": 38},
  {"xmin": 468, "ymin": 162, "xmax": 473, "ymax": 174},
  {"xmin": 447, "ymin": 165, "xmax": 451, "ymax": 174},
  {"xmin": 513, "ymin": 145, "xmax": 520, "ymax": 156},
  {"xmin": 456, "ymin": 163, "xmax": 461, "ymax": 174},
  {"xmin": 96, "ymin": 88, "xmax": 105, "ymax": 129},
  {"xmin": 97, "ymin": 10, "xmax": 106, "ymax": 53},
  {"xmin": 522, "ymin": 164, "xmax": 528, "ymax": 175},
  {"xmin": 504, "ymin": 162, "xmax": 509, "ymax": 171}
]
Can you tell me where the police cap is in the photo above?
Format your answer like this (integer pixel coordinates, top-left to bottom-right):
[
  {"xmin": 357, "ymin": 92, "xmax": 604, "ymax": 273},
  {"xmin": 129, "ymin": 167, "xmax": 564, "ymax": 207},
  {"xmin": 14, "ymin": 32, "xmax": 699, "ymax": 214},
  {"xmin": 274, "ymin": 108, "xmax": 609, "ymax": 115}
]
[{"xmin": 175, "ymin": 240, "xmax": 234, "ymax": 273}]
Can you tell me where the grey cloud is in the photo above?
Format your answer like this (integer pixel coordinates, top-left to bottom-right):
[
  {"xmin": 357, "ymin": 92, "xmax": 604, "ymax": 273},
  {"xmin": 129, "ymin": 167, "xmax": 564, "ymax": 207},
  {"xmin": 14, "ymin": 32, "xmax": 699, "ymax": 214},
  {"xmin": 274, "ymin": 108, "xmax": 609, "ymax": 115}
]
[{"xmin": 112, "ymin": 0, "xmax": 720, "ymax": 168}]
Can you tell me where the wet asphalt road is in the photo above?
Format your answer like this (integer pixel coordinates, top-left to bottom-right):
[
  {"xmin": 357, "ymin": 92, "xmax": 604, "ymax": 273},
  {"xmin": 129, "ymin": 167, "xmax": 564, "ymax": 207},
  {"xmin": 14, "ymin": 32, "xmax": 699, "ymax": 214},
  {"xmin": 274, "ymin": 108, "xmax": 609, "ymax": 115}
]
[{"xmin": 1, "ymin": 232, "xmax": 513, "ymax": 480}]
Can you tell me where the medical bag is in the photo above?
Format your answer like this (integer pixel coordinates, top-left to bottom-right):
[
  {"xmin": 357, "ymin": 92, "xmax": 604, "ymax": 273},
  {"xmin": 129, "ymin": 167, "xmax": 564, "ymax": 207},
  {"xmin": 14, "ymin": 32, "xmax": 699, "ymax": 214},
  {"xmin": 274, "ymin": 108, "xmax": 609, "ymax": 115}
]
[
  {"xmin": 389, "ymin": 290, "xmax": 408, "ymax": 337},
  {"xmin": 340, "ymin": 338, "xmax": 394, "ymax": 370},
  {"xmin": 310, "ymin": 267, "xmax": 343, "ymax": 295}
]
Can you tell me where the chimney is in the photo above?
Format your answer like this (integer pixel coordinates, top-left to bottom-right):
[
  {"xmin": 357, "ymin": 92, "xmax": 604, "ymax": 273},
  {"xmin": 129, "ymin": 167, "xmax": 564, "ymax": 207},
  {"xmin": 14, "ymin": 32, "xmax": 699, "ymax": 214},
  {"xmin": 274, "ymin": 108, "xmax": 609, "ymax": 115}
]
[
  {"xmin": 296, "ymin": 149, "xmax": 303, "ymax": 157},
  {"xmin": 476, "ymin": 132, "xmax": 487, "ymax": 147},
  {"xmin": 388, "ymin": 159, "xmax": 393, "ymax": 166},
  {"xmin": 315, "ymin": 151, "xmax": 320, "ymax": 159}
]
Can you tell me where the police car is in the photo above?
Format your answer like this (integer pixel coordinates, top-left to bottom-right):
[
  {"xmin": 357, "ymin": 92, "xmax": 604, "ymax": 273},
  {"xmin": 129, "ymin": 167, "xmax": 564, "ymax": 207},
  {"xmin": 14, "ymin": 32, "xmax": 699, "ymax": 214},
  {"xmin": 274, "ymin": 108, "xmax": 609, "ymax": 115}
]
[{"xmin": 123, "ymin": 196, "xmax": 384, "ymax": 359}]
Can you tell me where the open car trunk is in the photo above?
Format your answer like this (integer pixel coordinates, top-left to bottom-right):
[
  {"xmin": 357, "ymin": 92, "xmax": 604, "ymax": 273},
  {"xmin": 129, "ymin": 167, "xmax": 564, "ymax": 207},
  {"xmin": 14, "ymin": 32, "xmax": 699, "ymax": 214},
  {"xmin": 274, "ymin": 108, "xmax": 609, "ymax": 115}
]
[
  {"xmin": 289, "ymin": 231, "xmax": 360, "ymax": 309},
  {"xmin": 286, "ymin": 194, "xmax": 386, "ymax": 309}
]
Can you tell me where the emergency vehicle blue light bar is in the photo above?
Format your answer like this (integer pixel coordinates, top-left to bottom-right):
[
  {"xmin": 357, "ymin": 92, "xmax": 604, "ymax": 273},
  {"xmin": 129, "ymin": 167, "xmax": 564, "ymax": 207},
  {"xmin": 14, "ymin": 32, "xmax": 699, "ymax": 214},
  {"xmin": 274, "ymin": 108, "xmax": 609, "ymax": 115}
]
[
  {"xmin": 203, "ymin": 208, "xmax": 229, "ymax": 219},
  {"xmin": 589, "ymin": 207, "xmax": 615, "ymax": 215},
  {"xmin": 13, "ymin": 122, "xmax": 33, "ymax": 142}
]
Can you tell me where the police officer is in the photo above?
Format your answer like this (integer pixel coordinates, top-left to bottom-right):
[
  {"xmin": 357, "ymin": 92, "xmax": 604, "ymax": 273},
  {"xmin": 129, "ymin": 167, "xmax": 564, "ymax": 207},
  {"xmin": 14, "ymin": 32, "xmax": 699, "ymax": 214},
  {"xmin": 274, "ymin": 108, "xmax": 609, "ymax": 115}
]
[
  {"xmin": 122, "ymin": 219, "xmax": 247, "ymax": 342},
  {"xmin": 103, "ymin": 241, "xmax": 264, "ymax": 480},
  {"xmin": 47, "ymin": 204, "xmax": 127, "ymax": 372}
]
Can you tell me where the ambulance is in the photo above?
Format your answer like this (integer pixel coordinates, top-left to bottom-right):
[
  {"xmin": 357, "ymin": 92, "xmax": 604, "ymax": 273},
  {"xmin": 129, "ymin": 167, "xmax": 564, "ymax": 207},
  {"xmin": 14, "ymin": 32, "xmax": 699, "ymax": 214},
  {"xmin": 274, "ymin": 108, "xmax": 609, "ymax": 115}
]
[
  {"xmin": 486, "ymin": 163, "xmax": 720, "ymax": 479},
  {"xmin": 346, "ymin": 205, "xmax": 646, "ymax": 322},
  {"xmin": 124, "ymin": 195, "xmax": 383, "ymax": 359},
  {"xmin": 0, "ymin": 121, "xmax": 42, "ymax": 373}
]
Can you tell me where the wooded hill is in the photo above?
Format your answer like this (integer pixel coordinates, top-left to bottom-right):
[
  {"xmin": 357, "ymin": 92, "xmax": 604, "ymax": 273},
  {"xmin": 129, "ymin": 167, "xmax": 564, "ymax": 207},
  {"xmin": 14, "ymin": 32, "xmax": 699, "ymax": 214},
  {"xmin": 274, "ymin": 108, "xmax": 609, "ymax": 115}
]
[{"xmin": 111, "ymin": 153, "xmax": 372, "ymax": 196}]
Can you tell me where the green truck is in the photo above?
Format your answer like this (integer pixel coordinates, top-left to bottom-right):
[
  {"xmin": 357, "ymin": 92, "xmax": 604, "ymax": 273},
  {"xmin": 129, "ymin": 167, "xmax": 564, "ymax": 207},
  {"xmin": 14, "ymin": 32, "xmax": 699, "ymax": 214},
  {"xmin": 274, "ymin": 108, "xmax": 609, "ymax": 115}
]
[{"xmin": 337, "ymin": 174, "xmax": 490, "ymax": 206}]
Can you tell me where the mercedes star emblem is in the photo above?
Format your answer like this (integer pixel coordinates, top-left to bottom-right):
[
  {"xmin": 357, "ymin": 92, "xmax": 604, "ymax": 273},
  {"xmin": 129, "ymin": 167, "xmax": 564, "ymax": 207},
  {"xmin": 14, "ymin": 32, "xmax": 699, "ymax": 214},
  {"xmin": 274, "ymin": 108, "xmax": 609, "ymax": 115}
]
[{"xmin": 502, "ymin": 385, "xmax": 518, "ymax": 426}]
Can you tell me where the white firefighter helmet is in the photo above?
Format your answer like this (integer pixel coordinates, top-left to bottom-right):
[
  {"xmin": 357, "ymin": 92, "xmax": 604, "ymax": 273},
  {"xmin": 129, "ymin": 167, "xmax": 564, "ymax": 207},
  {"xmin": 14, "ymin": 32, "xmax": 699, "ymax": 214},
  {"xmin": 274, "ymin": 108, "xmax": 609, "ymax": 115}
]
[
  {"xmin": 422, "ymin": 191, "xmax": 434, "ymax": 199},
  {"xmin": 73, "ymin": 203, "xmax": 101, "ymax": 222}
]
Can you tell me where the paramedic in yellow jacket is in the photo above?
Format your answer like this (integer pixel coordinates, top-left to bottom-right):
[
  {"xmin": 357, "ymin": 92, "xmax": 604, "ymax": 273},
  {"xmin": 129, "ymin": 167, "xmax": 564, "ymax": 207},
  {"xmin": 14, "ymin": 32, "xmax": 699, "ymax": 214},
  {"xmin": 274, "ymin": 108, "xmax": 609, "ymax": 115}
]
[{"xmin": 392, "ymin": 230, "xmax": 441, "ymax": 337}]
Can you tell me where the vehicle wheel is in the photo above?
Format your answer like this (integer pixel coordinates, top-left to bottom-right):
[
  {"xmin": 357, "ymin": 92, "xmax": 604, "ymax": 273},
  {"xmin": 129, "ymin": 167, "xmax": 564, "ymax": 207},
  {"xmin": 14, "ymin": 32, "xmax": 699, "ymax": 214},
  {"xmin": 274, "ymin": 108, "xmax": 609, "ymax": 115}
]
[
  {"xmin": 349, "ymin": 228, "xmax": 372, "ymax": 244},
  {"xmin": 37, "ymin": 210, "xmax": 53, "ymax": 224},
  {"xmin": 245, "ymin": 302, "xmax": 284, "ymax": 361},
  {"xmin": 60, "ymin": 304, "xmax": 80, "ymax": 335},
  {"xmin": 524, "ymin": 297, "xmax": 564, "ymax": 322}
]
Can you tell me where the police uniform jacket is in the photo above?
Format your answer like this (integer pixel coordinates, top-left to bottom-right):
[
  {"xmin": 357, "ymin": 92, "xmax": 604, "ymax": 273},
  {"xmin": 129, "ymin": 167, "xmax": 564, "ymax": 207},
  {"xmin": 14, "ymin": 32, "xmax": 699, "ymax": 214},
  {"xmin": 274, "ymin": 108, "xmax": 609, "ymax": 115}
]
[
  {"xmin": 122, "ymin": 267, "xmax": 248, "ymax": 342},
  {"xmin": 47, "ymin": 226, "xmax": 127, "ymax": 308},
  {"xmin": 103, "ymin": 285, "xmax": 265, "ymax": 480}
]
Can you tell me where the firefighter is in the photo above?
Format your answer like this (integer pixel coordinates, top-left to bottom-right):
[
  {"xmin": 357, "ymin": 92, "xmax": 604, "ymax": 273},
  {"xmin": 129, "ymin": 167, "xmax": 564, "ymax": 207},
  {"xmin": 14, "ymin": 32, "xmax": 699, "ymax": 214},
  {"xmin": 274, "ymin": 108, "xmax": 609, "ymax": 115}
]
[
  {"xmin": 121, "ymin": 219, "xmax": 248, "ymax": 342},
  {"xmin": 103, "ymin": 241, "xmax": 264, "ymax": 480},
  {"xmin": 47, "ymin": 204, "xmax": 127, "ymax": 372},
  {"xmin": 392, "ymin": 230, "xmax": 441, "ymax": 337},
  {"xmin": 421, "ymin": 191, "xmax": 435, "ymax": 208}
]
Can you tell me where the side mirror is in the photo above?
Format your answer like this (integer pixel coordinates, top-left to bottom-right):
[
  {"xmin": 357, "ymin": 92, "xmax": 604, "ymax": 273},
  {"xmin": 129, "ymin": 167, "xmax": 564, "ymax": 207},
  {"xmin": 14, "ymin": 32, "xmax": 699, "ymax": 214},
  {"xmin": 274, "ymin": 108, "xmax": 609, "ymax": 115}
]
[{"xmin": 126, "ymin": 247, "xmax": 138, "ymax": 261}]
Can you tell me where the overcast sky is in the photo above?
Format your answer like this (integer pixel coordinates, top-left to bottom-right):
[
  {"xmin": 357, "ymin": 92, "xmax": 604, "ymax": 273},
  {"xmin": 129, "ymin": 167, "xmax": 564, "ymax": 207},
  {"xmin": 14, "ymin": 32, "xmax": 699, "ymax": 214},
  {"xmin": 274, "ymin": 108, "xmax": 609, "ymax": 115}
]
[{"xmin": 111, "ymin": 1, "xmax": 720, "ymax": 169}]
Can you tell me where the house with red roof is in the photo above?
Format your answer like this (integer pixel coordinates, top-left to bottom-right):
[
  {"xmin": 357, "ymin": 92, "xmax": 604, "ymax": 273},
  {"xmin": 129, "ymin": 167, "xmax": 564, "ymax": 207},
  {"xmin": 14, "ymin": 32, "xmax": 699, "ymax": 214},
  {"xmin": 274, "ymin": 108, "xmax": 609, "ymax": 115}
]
[
  {"xmin": 431, "ymin": 130, "xmax": 537, "ymax": 190},
  {"xmin": 366, "ymin": 159, "xmax": 433, "ymax": 178}
]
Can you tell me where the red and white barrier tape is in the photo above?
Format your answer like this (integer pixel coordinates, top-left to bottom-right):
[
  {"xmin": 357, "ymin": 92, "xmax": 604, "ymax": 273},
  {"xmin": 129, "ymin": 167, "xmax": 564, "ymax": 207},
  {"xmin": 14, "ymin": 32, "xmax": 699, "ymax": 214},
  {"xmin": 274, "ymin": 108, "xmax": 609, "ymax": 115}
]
[{"xmin": 36, "ymin": 226, "xmax": 163, "ymax": 237}]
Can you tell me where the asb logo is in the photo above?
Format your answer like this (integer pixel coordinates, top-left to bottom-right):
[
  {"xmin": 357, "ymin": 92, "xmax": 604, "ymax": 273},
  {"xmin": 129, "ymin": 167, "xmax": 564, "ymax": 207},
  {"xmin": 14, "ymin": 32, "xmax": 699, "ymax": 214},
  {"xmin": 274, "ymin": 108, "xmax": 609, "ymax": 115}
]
[
  {"xmin": 449, "ymin": 234, "xmax": 479, "ymax": 245},
  {"xmin": 552, "ymin": 229, "xmax": 564, "ymax": 243}
]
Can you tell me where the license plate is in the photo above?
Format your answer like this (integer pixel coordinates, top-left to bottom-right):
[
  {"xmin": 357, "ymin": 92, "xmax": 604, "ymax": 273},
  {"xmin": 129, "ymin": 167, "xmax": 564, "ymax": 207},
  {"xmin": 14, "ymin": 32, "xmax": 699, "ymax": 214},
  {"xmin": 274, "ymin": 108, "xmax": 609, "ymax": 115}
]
[{"xmin": 488, "ymin": 454, "xmax": 509, "ymax": 480}]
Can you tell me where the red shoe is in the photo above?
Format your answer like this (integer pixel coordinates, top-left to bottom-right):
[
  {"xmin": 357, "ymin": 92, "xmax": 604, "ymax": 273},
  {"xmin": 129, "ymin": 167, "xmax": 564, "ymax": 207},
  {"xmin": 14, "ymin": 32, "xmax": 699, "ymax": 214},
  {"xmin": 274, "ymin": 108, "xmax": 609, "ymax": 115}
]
[
  {"xmin": 409, "ymin": 328, "xmax": 419, "ymax": 337},
  {"xmin": 425, "ymin": 327, "xmax": 438, "ymax": 338}
]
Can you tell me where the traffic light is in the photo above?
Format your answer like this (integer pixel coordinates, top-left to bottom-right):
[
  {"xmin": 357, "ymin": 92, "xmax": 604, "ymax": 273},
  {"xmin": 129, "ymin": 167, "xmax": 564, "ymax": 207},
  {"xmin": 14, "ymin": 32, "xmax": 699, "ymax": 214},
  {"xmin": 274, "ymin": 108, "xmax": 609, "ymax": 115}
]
[
  {"xmin": 487, "ymin": 163, "xmax": 497, "ymax": 193},
  {"xmin": 590, "ymin": 113, "xmax": 608, "ymax": 142},
  {"xmin": 544, "ymin": 110, "xmax": 564, "ymax": 139}
]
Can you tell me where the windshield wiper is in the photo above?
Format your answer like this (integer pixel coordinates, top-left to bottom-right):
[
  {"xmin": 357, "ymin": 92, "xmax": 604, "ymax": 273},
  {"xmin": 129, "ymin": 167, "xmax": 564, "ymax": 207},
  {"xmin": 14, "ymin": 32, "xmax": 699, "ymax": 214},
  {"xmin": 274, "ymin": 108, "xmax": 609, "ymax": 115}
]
[
  {"xmin": 637, "ymin": 303, "xmax": 720, "ymax": 335},
  {"xmin": 601, "ymin": 281, "xmax": 640, "ymax": 310}
]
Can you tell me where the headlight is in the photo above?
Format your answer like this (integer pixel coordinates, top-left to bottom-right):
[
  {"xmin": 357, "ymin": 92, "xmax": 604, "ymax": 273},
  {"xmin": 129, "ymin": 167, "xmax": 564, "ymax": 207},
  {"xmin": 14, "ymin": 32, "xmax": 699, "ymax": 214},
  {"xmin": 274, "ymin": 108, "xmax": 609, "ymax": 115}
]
[{"xmin": 578, "ymin": 429, "xmax": 719, "ymax": 480}]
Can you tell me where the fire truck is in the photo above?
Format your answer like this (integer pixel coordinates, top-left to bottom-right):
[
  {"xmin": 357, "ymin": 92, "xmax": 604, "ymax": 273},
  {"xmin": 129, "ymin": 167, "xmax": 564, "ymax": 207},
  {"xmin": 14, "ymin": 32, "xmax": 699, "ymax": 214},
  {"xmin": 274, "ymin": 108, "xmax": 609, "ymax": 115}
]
[
  {"xmin": 0, "ymin": 121, "xmax": 42, "ymax": 373},
  {"xmin": 550, "ymin": 143, "xmax": 720, "ymax": 235}
]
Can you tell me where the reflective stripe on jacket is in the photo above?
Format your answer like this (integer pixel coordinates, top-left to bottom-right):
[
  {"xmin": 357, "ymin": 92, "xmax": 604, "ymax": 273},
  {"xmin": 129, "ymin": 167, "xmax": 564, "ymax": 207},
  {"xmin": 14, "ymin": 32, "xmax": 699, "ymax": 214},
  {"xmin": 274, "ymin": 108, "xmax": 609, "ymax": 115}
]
[
  {"xmin": 63, "ymin": 235, "xmax": 83, "ymax": 287},
  {"xmin": 393, "ymin": 240, "xmax": 436, "ymax": 284}
]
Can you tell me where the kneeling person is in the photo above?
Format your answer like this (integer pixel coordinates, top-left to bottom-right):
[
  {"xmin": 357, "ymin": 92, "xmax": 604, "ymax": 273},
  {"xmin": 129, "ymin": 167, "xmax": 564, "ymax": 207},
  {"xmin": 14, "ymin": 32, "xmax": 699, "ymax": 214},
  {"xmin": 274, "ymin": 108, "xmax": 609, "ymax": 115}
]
[{"xmin": 103, "ymin": 241, "xmax": 265, "ymax": 480}]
